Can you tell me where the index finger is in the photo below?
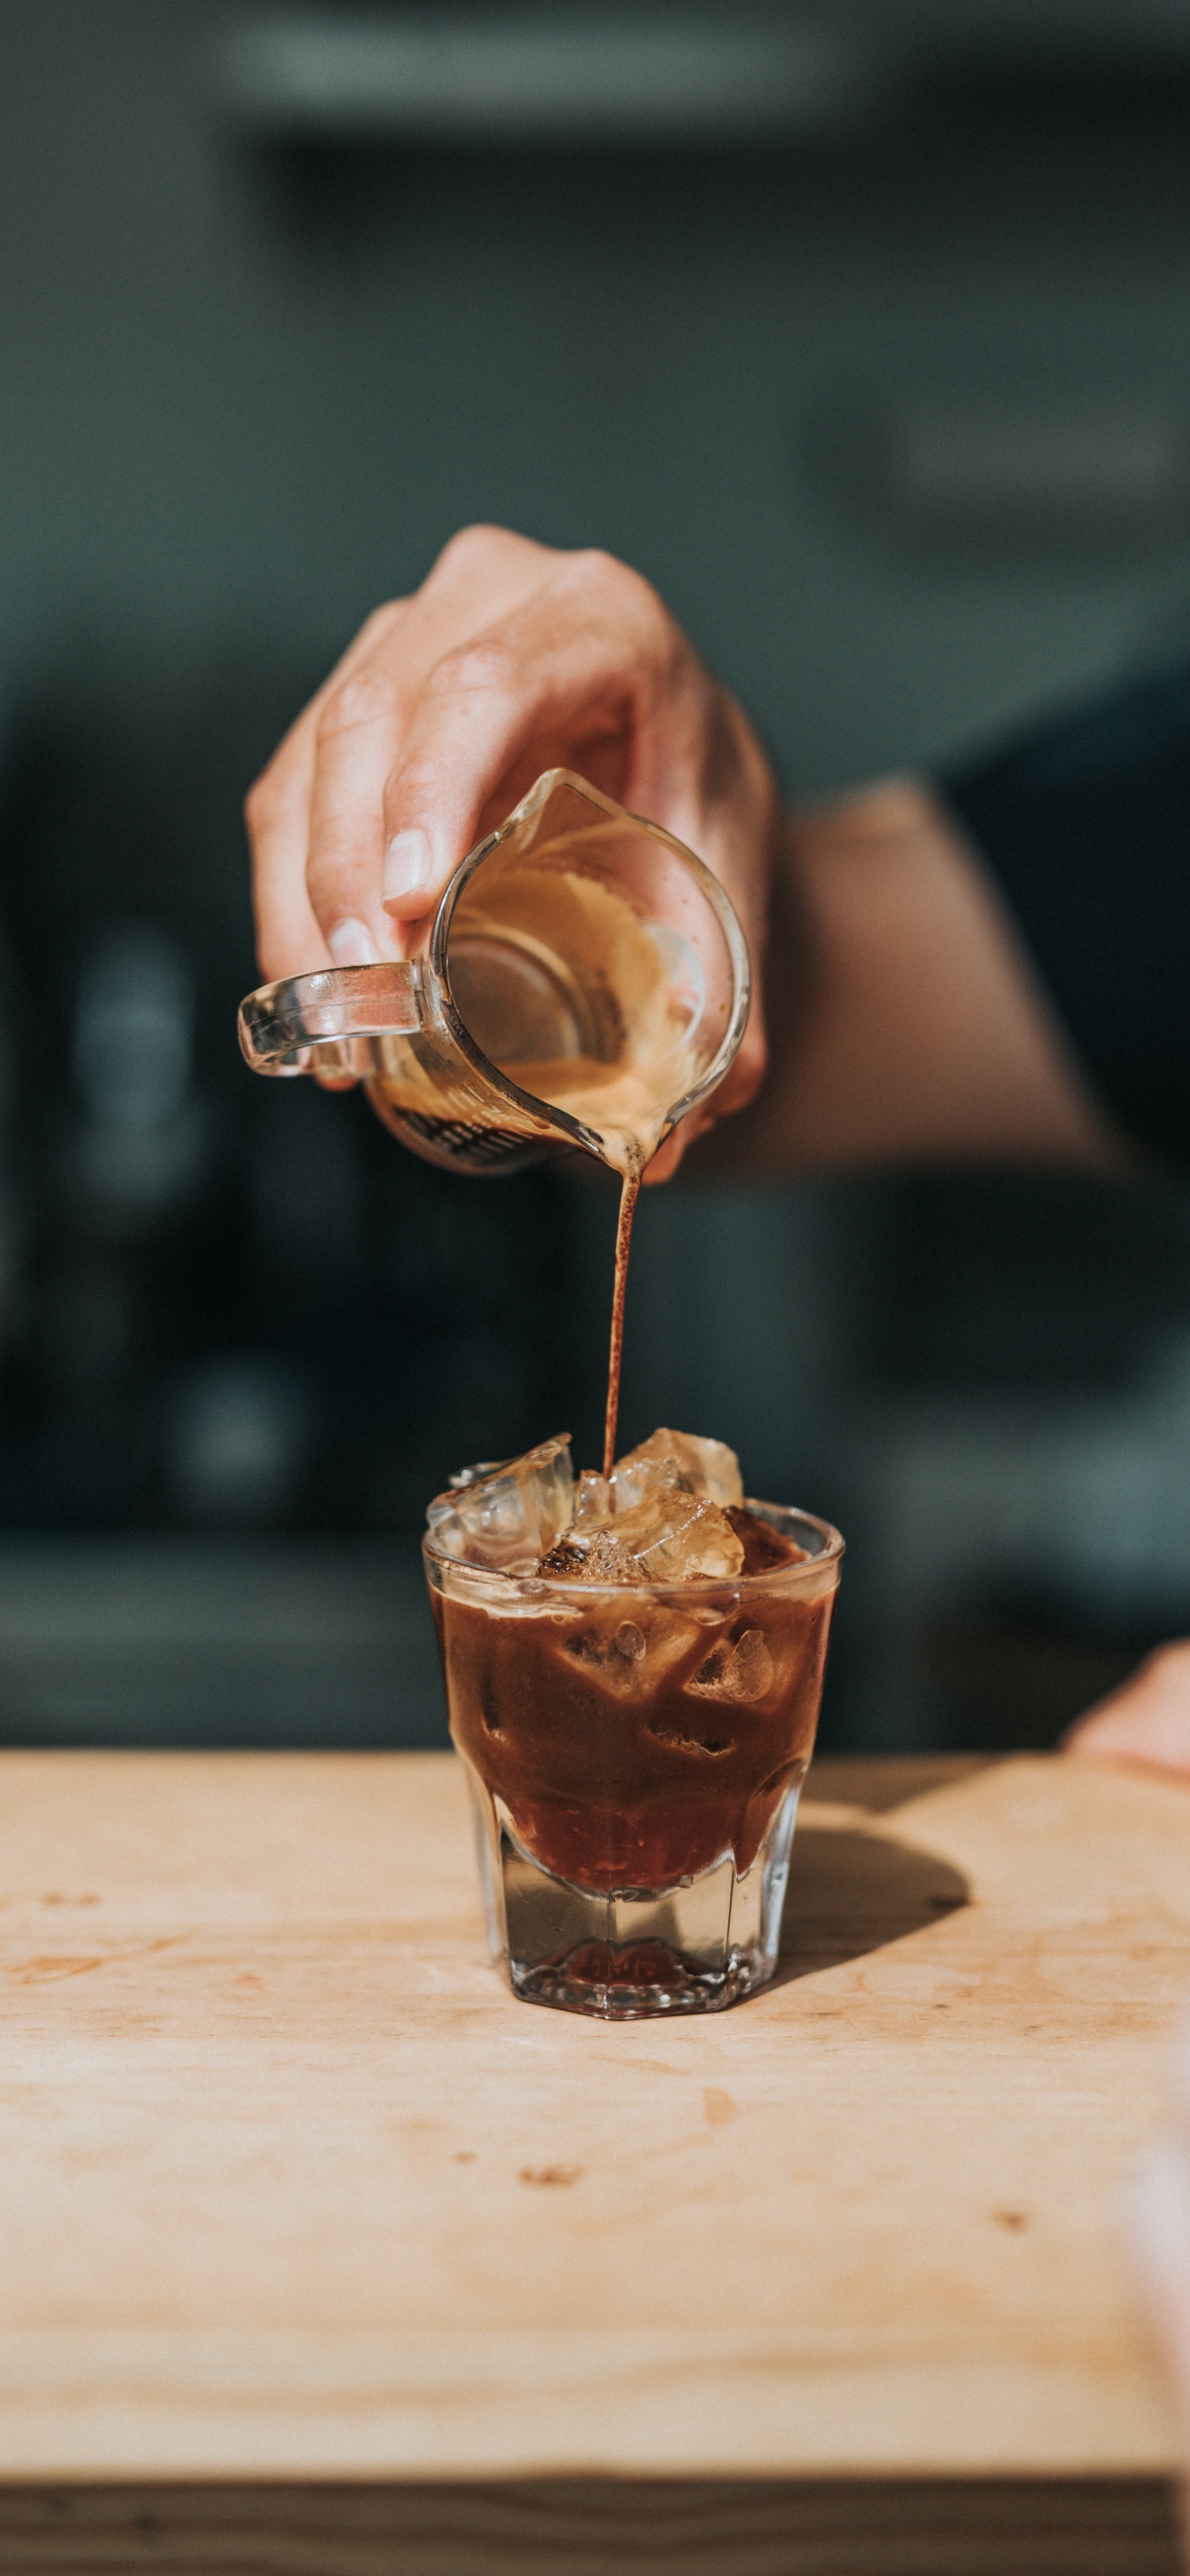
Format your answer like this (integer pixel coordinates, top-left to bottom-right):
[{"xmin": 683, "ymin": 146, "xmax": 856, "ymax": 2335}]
[
  {"xmin": 377, "ymin": 552, "xmax": 688, "ymax": 922},
  {"xmin": 247, "ymin": 602, "xmax": 409, "ymax": 981}
]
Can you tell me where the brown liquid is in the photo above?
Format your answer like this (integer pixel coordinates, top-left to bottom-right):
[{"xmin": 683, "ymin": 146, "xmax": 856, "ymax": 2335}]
[
  {"xmin": 452, "ymin": 848, "xmax": 701, "ymax": 1179},
  {"xmin": 430, "ymin": 1518, "xmax": 834, "ymax": 1894},
  {"xmin": 451, "ymin": 843, "xmax": 700, "ymax": 1460},
  {"xmin": 602, "ymin": 1173, "xmax": 640, "ymax": 1479}
]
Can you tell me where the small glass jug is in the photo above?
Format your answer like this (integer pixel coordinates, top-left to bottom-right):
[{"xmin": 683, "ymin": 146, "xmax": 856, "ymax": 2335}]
[{"xmin": 237, "ymin": 769, "xmax": 749, "ymax": 1178}]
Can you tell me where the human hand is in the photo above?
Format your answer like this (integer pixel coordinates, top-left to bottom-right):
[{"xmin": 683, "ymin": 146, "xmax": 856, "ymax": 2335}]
[
  {"xmin": 1063, "ymin": 1642, "xmax": 1190, "ymax": 1779},
  {"xmin": 246, "ymin": 525, "xmax": 784, "ymax": 1175}
]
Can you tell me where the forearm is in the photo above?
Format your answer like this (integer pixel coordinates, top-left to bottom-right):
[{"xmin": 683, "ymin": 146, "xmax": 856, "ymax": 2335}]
[{"xmin": 700, "ymin": 777, "xmax": 1124, "ymax": 1178}]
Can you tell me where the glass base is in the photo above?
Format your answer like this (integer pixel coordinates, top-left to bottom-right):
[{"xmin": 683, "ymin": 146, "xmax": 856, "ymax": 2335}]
[{"xmin": 465, "ymin": 1771, "xmax": 803, "ymax": 2019}]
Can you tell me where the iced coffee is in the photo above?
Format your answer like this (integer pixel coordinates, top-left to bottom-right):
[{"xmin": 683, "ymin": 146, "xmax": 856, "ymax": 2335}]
[
  {"xmin": 240, "ymin": 765, "xmax": 840, "ymax": 2014},
  {"xmin": 423, "ymin": 1427, "xmax": 842, "ymax": 2017}
]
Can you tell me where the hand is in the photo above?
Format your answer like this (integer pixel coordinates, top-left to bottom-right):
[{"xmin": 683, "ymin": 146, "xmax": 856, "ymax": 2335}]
[
  {"xmin": 246, "ymin": 525, "xmax": 784, "ymax": 1175},
  {"xmin": 1063, "ymin": 1641, "xmax": 1190, "ymax": 1778}
]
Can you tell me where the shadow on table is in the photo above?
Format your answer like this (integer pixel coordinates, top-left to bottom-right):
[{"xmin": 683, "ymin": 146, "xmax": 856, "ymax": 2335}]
[{"xmin": 777, "ymin": 1820, "xmax": 970, "ymax": 1981}]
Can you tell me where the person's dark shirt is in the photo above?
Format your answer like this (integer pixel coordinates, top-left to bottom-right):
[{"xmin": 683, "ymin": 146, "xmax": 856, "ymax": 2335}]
[{"xmin": 939, "ymin": 658, "xmax": 1190, "ymax": 1163}]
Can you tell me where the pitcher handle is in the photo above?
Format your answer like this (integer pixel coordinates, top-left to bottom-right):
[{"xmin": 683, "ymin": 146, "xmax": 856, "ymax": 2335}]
[{"xmin": 238, "ymin": 962, "xmax": 426, "ymax": 1077}]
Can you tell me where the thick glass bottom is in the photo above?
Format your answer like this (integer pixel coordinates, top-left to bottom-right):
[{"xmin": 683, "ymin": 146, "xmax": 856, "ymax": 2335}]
[{"xmin": 465, "ymin": 1768, "xmax": 803, "ymax": 2019}]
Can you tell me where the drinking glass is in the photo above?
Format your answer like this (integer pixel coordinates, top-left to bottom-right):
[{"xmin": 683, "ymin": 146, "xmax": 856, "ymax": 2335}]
[{"xmin": 424, "ymin": 1503, "xmax": 843, "ymax": 2018}]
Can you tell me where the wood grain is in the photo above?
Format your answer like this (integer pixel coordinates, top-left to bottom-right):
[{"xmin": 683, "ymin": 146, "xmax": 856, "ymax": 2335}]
[
  {"xmin": 0, "ymin": 2475, "xmax": 1181, "ymax": 2576},
  {"xmin": 0, "ymin": 1751, "xmax": 1187, "ymax": 2483}
]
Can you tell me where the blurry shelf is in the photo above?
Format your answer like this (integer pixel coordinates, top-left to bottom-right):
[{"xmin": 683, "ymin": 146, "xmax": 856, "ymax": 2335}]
[
  {"xmin": 803, "ymin": 389, "xmax": 1190, "ymax": 554},
  {"xmin": 217, "ymin": 12, "xmax": 882, "ymax": 147},
  {"xmin": 217, "ymin": 0, "xmax": 1190, "ymax": 157}
]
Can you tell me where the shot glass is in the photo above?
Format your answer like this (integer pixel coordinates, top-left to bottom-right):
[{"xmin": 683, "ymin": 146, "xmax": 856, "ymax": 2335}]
[{"xmin": 424, "ymin": 1503, "xmax": 843, "ymax": 2018}]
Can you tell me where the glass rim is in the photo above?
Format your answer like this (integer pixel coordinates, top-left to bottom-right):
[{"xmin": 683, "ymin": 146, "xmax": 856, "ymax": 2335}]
[{"xmin": 422, "ymin": 1498, "xmax": 844, "ymax": 1599}]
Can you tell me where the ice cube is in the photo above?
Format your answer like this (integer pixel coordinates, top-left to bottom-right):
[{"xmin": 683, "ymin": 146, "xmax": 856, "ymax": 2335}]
[
  {"xmin": 688, "ymin": 1626, "xmax": 775, "ymax": 1701},
  {"xmin": 638, "ymin": 1498, "xmax": 744, "ymax": 1581},
  {"xmin": 577, "ymin": 1487, "xmax": 744, "ymax": 1583},
  {"xmin": 608, "ymin": 1449, "xmax": 683, "ymax": 1515},
  {"xmin": 576, "ymin": 1530, "xmax": 635, "ymax": 1581},
  {"xmin": 573, "ymin": 1470, "xmax": 614, "ymax": 1530},
  {"xmin": 550, "ymin": 1481, "xmax": 670, "ymax": 1581},
  {"xmin": 612, "ymin": 1427, "xmax": 744, "ymax": 1509},
  {"xmin": 562, "ymin": 1613, "xmax": 647, "ymax": 1693},
  {"xmin": 425, "ymin": 1434, "xmax": 574, "ymax": 1573},
  {"xmin": 562, "ymin": 1603, "xmax": 703, "ymax": 1697}
]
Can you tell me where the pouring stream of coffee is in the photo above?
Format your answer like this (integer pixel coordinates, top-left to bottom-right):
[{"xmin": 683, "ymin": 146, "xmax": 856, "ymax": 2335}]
[
  {"xmin": 603, "ymin": 1174, "xmax": 639, "ymax": 1478},
  {"xmin": 453, "ymin": 860, "xmax": 704, "ymax": 1476}
]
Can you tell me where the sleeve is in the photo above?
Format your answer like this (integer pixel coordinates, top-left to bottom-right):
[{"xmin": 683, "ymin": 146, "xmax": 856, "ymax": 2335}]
[{"xmin": 937, "ymin": 657, "xmax": 1190, "ymax": 1163}]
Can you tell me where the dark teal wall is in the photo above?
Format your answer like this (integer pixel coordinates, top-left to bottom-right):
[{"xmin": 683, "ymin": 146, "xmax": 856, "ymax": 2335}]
[{"xmin": 4, "ymin": 2, "xmax": 1190, "ymax": 788}]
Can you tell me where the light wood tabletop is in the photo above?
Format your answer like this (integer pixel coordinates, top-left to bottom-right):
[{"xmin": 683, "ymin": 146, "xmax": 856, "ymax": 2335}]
[{"xmin": 1, "ymin": 1748, "xmax": 1188, "ymax": 2573}]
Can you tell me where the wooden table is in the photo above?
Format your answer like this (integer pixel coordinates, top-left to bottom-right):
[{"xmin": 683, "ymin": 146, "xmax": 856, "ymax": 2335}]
[{"xmin": 1, "ymin": 1749, "xmax": 1188, "ymax": 2574}]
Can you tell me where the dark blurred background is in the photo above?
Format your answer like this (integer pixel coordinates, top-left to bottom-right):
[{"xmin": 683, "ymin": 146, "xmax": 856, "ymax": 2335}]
[{"xmin": 2, "ymin": 0, "xmax": 1190, "ymax": 1751}]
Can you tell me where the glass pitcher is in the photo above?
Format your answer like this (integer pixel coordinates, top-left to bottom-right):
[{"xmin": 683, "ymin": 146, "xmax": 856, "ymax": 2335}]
[{"xmin": 237, "ymin": 768, "xmax": 749, "ymax": 1179}]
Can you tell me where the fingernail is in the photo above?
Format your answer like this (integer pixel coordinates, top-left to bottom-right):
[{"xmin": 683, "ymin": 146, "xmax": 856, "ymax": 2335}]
[
  {"xmin": 327, "ymin": 918, "xmax": 379, "ymax": 967},
  {"xmin": 382, "ymin": 826, "xmax": 434, "ymax": 911}
]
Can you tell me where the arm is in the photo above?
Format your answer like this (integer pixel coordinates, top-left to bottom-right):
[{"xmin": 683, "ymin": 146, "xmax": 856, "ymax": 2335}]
[
  {"xmin": 696, "ymin": 775, "xmax": 1122, "ymax": 1176},
  {"xmin": 709, "ymin": 651, "xmax": 1190, "ymax": 1180}
]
